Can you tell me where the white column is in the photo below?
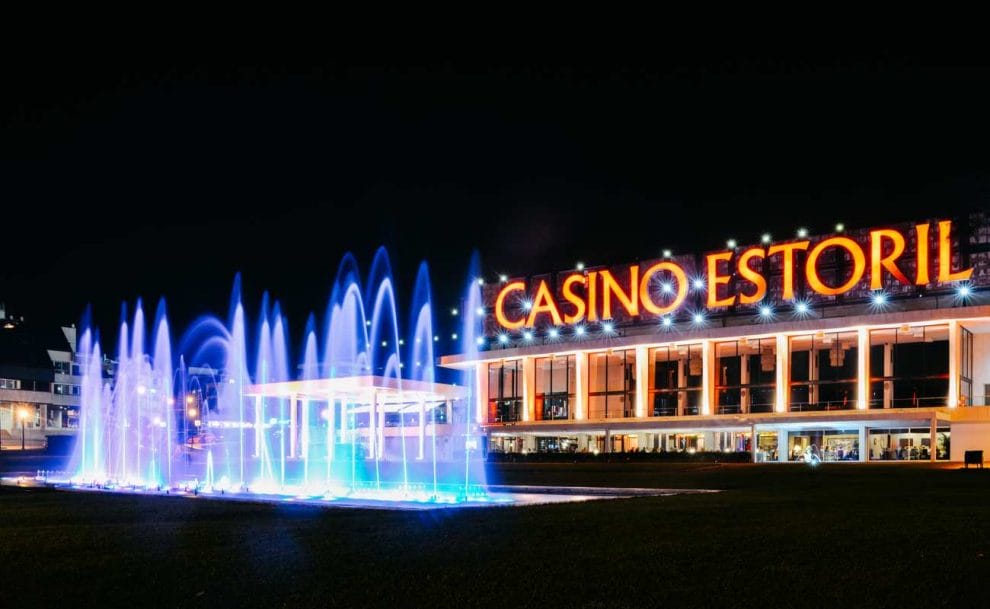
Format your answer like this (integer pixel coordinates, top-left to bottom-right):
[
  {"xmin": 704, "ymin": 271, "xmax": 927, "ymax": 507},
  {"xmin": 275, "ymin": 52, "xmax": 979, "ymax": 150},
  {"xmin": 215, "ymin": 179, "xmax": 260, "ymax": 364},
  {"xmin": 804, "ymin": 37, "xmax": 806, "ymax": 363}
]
[
  {"xmin": 701, "ymin": 340, "xmax": 713, "ymax": 416},
  {"xmin": 883, "ymin": 343, "xmax": 893, "ymax": 408},
  {"xmin": 417, "ymin": 399, "xmax": 426, "ymax": 460},
  {"xmin": 808, "ymin": 345, "xmax": 818, "ymax": 406},
  {"xmin": 751, "ymin": 424, "xmax": 758, "ymax": 462},
  {"xmin": 475, "ymin": 362, "xmax": 487, "ymax": 424},
  {"xmin": 301, "ymin": 398, "xmax": 310, "ymax": 461},
  {"xmin": 677, "ymin": 357, "xmax": 686, "ymax": 416},
  {"xmin": 948, "ymin": 320, "xmax": 960, "ymax": 408},
  {"xmin": 635, "ymin": 346, "xmax": 649, "ymax": 418},
  {"xmin": 740, "ymin": 351, "xmax": 750, "ymax": 413},
  {"xmin": 858, "ymin": 327, "xmax": 870, "ymax": 410},
  {"xmin": 930, "ymin": 415, "xmax": 938, "ymax": 462},
  {"xmin": 575, "ymin": 351, "xmax": 588, "ymax": 420},
  {"xmin": 522, "ymin": 357, "xmax": 535, "ymax": 422},
  {"xmin": 858, "ymin": 426, "xmax": 867, "ymax": 462},
  {"xmin": 289, "ymin": 394, "xmax": 298, "ymax": 458},
  {"xmin": 368, "ymin": 391, "xmax": 377, "ymax": 460},
  {"xmin": 327, "ymin": 394, "xmax": 335, "ymax": 463},
  {"xmin": 775, "ymin": 334, "xmax": 789, "ymax": 413},
  {"xmin": 377, "ymin": 392, "xmax": 385, "ymax": 459}
]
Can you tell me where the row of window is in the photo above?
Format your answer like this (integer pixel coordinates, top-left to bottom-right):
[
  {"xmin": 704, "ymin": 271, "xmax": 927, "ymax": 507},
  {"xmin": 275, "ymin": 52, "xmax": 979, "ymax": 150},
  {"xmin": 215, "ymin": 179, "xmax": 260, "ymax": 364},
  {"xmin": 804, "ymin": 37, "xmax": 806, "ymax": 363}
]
[
  {"xmin": 0, "ymin": 378, "xmax": 82, "ymax": 395},
  {"xmin": 487, "ymin": 323, "xmax": 963, "ymax": 422}
]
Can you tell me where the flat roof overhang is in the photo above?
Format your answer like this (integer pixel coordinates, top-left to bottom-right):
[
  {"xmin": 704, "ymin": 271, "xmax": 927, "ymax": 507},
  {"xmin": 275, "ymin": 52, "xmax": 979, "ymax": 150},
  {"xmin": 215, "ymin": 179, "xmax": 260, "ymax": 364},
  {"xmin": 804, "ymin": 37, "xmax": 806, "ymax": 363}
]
[
  {"xmin": 441, "ymin": 303, "xmax": 990, "ymax": 368},
  {"xmin": 243, "ymin": 375, "xmax": 467, "ymax": 408},
  {"xmin": 484, "ymin": 407, "xmax": 954, "ymax": 435}
]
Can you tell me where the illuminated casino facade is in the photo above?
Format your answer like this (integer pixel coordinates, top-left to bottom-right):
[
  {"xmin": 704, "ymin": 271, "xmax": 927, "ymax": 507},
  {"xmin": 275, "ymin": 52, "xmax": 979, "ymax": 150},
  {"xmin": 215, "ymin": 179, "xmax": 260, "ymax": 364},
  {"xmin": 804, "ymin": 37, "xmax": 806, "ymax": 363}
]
[{"xmin": 440, "ymin": 213, "xmax": 990, "ymax": 462}]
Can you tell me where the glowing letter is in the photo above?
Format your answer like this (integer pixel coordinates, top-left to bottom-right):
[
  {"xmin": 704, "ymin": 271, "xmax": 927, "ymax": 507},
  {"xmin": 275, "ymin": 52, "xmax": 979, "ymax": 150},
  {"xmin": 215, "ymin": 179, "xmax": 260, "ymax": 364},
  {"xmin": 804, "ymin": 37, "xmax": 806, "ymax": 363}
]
[
  {"xmin": 736, "ymin": 247, "xmax": 767, "ymax": 305},
  {"xmin": 561, "ymin": 274, "xmax": 587, "ymax": 324},
  {"xmin": 526, "ymin": 280, "xmax": 563, "ymax": 327},
  {"xmin": 767, "ymin": 241, "xmax": 810, "ymax": 299},
  {"xmin": 639, "ymin": 261, "xmax": 688, "ymax": 315},
  {"xmin": 706, "ymin": 251, "xmax": 735, "ymax": 307},
  {"xmin": 938, "ymin": 220, "xmax": 974, "ymax": 282},
  {"xmin": 494, "ymin": 281, "xmax": 526, "ymax": 330},
  {"xmin": 869, "ymin": 229, "xmax": 910, "ymax": 289},
  {"xmin": 587, "ymin": 271, "xmax": 599, "ymax": 322},
  {"xmin": 806, "ymin": 236, "xmax": 866, "ymax": 296},
  {"xmin": 915, "ymin": 223, "xmax": 930, "ymax": 285},
  {"xmin": 600, "ymin": 266, "xmax": 639, "ymax": 319}
]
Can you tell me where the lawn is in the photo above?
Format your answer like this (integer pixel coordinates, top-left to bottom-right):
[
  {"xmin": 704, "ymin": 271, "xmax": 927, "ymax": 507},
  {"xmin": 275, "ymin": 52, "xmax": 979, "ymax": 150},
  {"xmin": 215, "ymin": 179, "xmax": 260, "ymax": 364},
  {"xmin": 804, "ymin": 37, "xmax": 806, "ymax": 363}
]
[{"xmin": 2, "ymin": 463, "xmax": 989, "ymax": 608}]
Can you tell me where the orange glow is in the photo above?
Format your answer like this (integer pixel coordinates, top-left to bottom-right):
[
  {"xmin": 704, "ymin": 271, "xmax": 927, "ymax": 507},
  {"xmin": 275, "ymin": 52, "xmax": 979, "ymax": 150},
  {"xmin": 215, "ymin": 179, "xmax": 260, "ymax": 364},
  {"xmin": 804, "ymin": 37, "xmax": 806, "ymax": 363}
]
[
  {"xmin": 736, "ymin": 247, "xmax": 767, "ymax": 304},
  {"xmin": 915, "ymin": 223, "xmax": 930, "ymax": 285},
  {"xmin": 494, "ymin": 281, "xmax": 526, "ymax": 330},
  {"xmin": 706, "ymin": 251, "xmax": 735, "ymax": 307},
  {"xmin": 639, "ymin": 261, "xmax": 688, "ymax": 315},
  {"xmin": 767, "ymin": 241, "xmax": 810, "ymax": 299},
  {"xmin": 587, "ymin": 271, "xmax": 599, "ymax": 322},
  {"xmin": 600, "ymin": 267, "xmax": 639, "ymax": 319},
  {"xmin": 561, "ymin": 274, "xmax": 587, "ymax": 324},
  {"xmin": 938, "ymin": 220, "xmax": 973, "ymax": 282},
  {"xmin": 526, "ymin": 280, "xmax": 563, "ymax": 327},
  {"xmin": 869, "ymin": 229, "xmax": 910, "ymax": 289},
  {"xmin": 806, "ymin": 236, "xmax": 866, "ymax": 296}
]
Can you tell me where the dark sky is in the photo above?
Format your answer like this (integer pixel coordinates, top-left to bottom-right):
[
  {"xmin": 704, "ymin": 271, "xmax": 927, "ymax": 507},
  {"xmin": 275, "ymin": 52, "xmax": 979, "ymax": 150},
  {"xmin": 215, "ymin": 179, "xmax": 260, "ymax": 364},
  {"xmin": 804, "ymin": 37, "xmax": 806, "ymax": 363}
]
[{"xmin": 2, "ymin": 54, "xmax": 988, "ymax": 354}]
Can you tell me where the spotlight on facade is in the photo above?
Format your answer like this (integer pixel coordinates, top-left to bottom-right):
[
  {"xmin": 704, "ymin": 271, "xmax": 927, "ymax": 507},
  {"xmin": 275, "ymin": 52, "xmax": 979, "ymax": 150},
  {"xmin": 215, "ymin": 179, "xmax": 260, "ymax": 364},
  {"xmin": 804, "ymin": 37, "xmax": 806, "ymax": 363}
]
[
  {"xmin": 660, "ymin": 282, "xmax": 673, "ymax": 294},
  {"xmin": 726, "ymin": 238, "xmax": 737, "ymax": 249},
  {"xmin": 957, "ymin": 284, "xmax": 972, "ymax": 298},
  {"xmin": 499, "ymin": 274, "xmax": 508, "ymax": 283},
  {"xmin": 498, "ymin": 334, "xmax": 509, "ymax": 344},
  {"xmin": 523, "ymin": 330, "xmax": 534, "ymax": 341},
  {"xmin": 522, "ymin": 300, "xmax": 533, "ymax": 311},
  {"xmin": 476, "ymin": 306, "xmax": 485, "ymax": 316},
  {"xmin": 693, "ymin": 312, "xmax": 705, "ymax": 325},
  {"xmin": 477, "ymin": 278, "xmax": 485, "ymax": 286},
  {"xmin": 835, "ymin": 223, "xmax": 845, "ymax": 233},
  {"xmin": 794, "ymin": 301, "xmax": 810, "ymax": 315},
  {"xmin": 602, "ymin": 322, "xmax": 615, "ymax": 334},
  {"xmin": 576, "ymin": 261, "xmax": 585, "ymax": 271},
  {"xmin": 575, "ymin": 325, "xmax": 586, "ymax": 336},
  {"xmin": 548, "ymin": 328, "xmax": 560, "ymax": 339},
  {"xmin": 761, "ymin": 233, "xmax": 772, "ymax": 244},
  {"xmin": 871, "ymin": 292, "xmax": 888, "ymax": 306},
  {"xmin": 451, "ymin": 308, "xmax": 458, "ymax": 316},
  {"xmin": 662, "ymin": 249, "xmax": 672, "ymax": 259},
  {"xmin": 692, "ymin": 277, "xmax": 705, "ymax": 291},
  {"xmin": 759, "ymin": 305, "xmax": 773, "ymax": 318},
  {"xmin": 661, "ymin": 316, "xmax": 673, "ymax": 328},
  {"xmin": 797, "ymin": 227, "xmax": 809, "ymax": 238},
  {"xmin": 476, "ymin": 337, "xmax": 485, "ymax": 346}
]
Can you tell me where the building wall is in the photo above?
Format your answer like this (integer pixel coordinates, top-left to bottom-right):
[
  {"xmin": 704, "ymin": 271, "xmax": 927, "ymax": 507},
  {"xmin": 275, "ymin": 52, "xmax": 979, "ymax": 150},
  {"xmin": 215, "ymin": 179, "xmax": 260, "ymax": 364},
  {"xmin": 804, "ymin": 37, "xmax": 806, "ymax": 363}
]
[
  {"xmin": 971, "ymin": 331, "xmax": 990, "ymax": 406},
  {"xmin": 950, "ymin": 422, "xmax": 990, "ymax": 461}
]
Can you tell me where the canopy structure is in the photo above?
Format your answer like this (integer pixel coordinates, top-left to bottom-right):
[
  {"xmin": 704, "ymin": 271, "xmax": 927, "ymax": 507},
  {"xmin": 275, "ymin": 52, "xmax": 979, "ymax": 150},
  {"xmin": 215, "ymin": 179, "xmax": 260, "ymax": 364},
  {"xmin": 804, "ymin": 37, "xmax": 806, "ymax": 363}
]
[{"xmin": 241, "ymin": 375, "xmax": 468, "ymax": 460}]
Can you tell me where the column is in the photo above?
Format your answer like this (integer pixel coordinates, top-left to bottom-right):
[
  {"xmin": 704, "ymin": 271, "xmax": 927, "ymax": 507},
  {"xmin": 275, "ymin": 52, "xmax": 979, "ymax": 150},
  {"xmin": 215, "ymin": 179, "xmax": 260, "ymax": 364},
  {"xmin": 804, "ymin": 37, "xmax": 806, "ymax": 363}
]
[
  {"xmin": 417, "ymin": 399, "xmax": 426, "ymax": 460},
  {"xmin": 475, "ymin": 362, "xmax": 488, "ymax": 424},
  {"xmin": 575, "ymin": 351, "xmax": 588, "ymax": 420},
  {"xmin": 300, "ymin": 398, "xmax": 310, "ymax": 461},
  {"xmin": 930, "ymin": 415, "xmax": 938, "ymax": 462},
  {"xmin": 808, "ymin": 345, "xmax": 818, "ymax": 406},
  {"xmin": 377, "ymin": 393, "xmax": 386, "ymax": 460},
  {"xmin": 858, "ymin": 426, "xmax": 867, "ymax": 462},
  {"xmin": 948, "ymin": 320, "xmax": 960, "ymax": 408},
  {"xmin": 368, "ymin": 391, "xmax": 377, "ymax": 460},
  {"xmin": 604, "ymin": 429, "xmax": 612, "ymax": 453},
  {"xmin": 883, "ymin": 343, "xmax": 893, "ymax": 408},
  {"xmin": 701, "ymin": 340, "xmax": 713, "ymax": 416},
  {"xmin": 775, "ymin": 334, "xmax": 789, "ymax": 413},
  {"xmin": 751, "ymin": 423, "xmax": 758, "ymax": 463},
  {"xmin": 327, "ymin": 394, "xmax": 335, "ymax": 463},
  {"xmin": 740, "ymin": 351, "xmax": 750, "ymax": 413},
  {"xmin": 289, "ymin": 394, "xmax": 298, "ymax": 458},
  {"xmin": 522, "ymin": 357, "xmax": 536, "ymax": 422},
  {"xmin": 635, "ymin": 346, "xmax": 649, "ymax": 418},
  {"xmin": 677, "ymin": 357, "xmax": 686, "ymax": 416},
  {"xmin": 40, "ymin": 404, "xmax": 48, "ymax": 430},
  {"xmin": 857, "ymin": 327, "xmax": 870, "ymax": 410}
]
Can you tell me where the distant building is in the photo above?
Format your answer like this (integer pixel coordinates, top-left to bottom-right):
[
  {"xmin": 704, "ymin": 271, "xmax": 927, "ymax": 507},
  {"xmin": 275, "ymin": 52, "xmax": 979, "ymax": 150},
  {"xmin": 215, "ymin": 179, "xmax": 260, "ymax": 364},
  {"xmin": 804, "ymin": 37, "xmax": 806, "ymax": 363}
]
[{"xmin": 0, "ymin": 305, "xmax": 89, "ymax": 449}]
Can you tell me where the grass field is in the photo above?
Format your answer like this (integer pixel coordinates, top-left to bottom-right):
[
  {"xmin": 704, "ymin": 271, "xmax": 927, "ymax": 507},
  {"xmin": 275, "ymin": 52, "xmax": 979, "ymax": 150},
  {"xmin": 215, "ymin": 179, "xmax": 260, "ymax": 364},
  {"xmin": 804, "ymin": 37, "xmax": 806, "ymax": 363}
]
[{"xmin": 2, "ymin": 463, "xmax": 990, "ymax": 608}]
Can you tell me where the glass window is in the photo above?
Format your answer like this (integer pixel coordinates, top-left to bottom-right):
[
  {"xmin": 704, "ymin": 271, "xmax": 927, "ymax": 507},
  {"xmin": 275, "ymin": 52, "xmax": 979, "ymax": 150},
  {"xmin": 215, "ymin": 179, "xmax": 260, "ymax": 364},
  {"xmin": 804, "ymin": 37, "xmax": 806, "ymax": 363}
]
[
  {"xmin": 869, "ymin": 325, "xmax": 949, "ymax": 408},
  {"xmin": 588, "ymin": 349, "xmax": 636, "ymax": 419},
  {"xmin": 649, "ymin": 344, "xmax": 702, "ymax": 416},
  {"xmin": 789, "ymin": 331, "xmax": 858, "ymax": 411},
  {"xmin": 868, "ymin": 427, "xmax": 949, "ymax": 460},
  {"xmin": 535, "ymin": 355, "xmax": 575, "ymax": 421},
  {"xmin": 786, "ymin": 429, "xmax": 860, "ymax": 462},
  {"xmin": 487, "ymin": 361, "xmax": 523, "ymax": 422},
  {"xmin": 715, "ymin": 338, "xmax": 776, "ymax": 414}
]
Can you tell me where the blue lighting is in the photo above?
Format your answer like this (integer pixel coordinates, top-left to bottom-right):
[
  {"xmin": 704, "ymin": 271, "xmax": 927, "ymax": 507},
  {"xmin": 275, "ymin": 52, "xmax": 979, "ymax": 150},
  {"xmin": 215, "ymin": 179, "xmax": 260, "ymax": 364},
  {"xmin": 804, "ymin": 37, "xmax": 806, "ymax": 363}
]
[
  {"xmin": 693, "ymin": 312, "xmax": 705, "ymax": 325},
  {"xmin": 522, "ymin": 300, "xmax": 533, "ymax": 311},
  {"xmin": 602, "ymin": 322, "xmax": 615, "ymax": 334},
  {"xmin": 476, "ymin": 306, "xmax": 485, "ymax": 316},
  {"xmin": 692, "ymin": 277, "xmax": 705, "ymax": 290},
  {"xmin": 661, "ymin": 316, "xmax": 673, "ymax": 328},
  {"xmin": 523, "ymin": 330, "xmax": 533, "ymax": 341},
  {"xmin": 794, "ymin": 301, "xmax": 810, "ymax": 315},
  {"xmin": 575, "ymin": 325, "xmax": 586, "ymax": 336},
  {"xmin": 660, "ymin": 282, "xmax": 673, "ymax": 294},
  {"xmin": 498, "ymin": 334, "xmax": 509, "ymax": 344},
  {"xmin": 958, "ymin": 284, "xmax": 972, "ymax": 298},
  {"xmin": 759, "ymin": 305, "xmax": 773, "ymax": 318},
  {"xmin": 476, "ymin": 337, "xmax": 485, "ymax": 346},
  {"xmin": 548, "ymin": 328, "xmax": 559, "ymax": 339},
  {"xmin": 871, "ymin": 292, "xmax": 887, "ymax": 306}
]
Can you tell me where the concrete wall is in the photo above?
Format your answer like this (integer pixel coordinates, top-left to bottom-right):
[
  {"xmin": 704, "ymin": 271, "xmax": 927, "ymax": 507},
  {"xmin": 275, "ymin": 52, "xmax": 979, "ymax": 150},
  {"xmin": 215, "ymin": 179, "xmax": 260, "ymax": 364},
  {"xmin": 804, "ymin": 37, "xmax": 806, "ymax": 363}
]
[
  {"xmin": 971, "ymin": 331, "xmax": 990, "ymax": 406},
  {"xmin": 950, "ymin": 421, "xmax": 990, "ymax": 461}
]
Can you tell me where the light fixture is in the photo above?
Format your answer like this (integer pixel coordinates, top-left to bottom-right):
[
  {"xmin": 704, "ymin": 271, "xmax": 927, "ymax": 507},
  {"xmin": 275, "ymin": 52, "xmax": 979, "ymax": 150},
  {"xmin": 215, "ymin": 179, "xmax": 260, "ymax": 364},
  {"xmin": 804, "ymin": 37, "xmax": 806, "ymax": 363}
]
[
  {"xmin": 726, "ymin": 238, "xmax": 737, "ymax": 249},
  {"xmin": 476, "ymin": 306, "xmax": 485, "ymax": 316},
  {"xmin": 576, "ymin": 261, "xmax": 585, "ymax": 271},
  {"xmin": 957, "ymin": 284, "xmax": 972, "ymax": 298},
  {"xmin": 451, "ymin": 308, "xmax": 458, "ymax": 316},
  {"xmin": 602, "ymin": 322, "xmax": 615, "ymax": 334},
  {"xmin": 522, "ymin": 300, "xmax": 533, "ymax": 311},
  {"xmin": 761, "ymin": 233, "xmax": 772, "ymax": 244},
  {"xmin": 662, "ymin": 249, "xmax": 672, "ymax": 258},
  {"xmin": 499, "ymin": 274, "xmax": 508, "ymax": 283},
  {"xmin": 498, "ymin": 334, "xmax": 509, "ymax": 344},
  {"xmin": 692, "ymin": 277, "xmax": 705, "ymax": 290},
  {"xmin": 797, "ymin": 227, "xmax": 809, "ymax": 238},
  {"xmin": 381, "ymin": 340, "xmax": 388, "ymax": 347},
  {"xmin": 523, "ymin": 330, "xmax": 533, "ymax": 341},
  {"xmin": 476, "ymin": 278, "xmax": 485, "ymax": 286},
  {"xmin": 476, "ymin": 337, "xmax": 485, "ymax": 346},
  {"xmin": 871, "ymin": 292, "xmax": 887, "ymax": 306},
  {"xmin": 187, "ymin": 408, "xmax": 197, "ymax": 418},
  {"xmin": 451, "ymin": 333, "xmax": 458, "ymax": 340},
  {"xmin": 398, "ymin": 339, "xmax": 405, "ymax": 346},
  {"xmin": 575, "ymin": 325, "xmax": 586, "ymax": 336},
  {"xmin": 548, "ymin": 328, "xmax": 560, "ymax": 339},
  {"xmin": 795, "ymin": 301, "xmax": 810, "ymax": 315},
  {"xmin": 660, "ymin": 282, "xmax": 673, "ymax": 294},
  {"xmin": 759, "ymin": 305, "xmax": 773, "ymax": 318},
  {"xmin": 661, "ymin": 317, "xmax": 673, "ymax": 328},
  {"xmin": 693, "ymin": 312, "xmax": 705, "ymax": 325},
  {"xmin": 136, "ymin": 385, "xmax": 147, "ymax": 396},
  {"xmin": 835, "ymin": 223, "xmax": 845, "ymax": 233},
  {"xmin": 186, "ymin": 394, "xmax": 195, "ymax": 405}
]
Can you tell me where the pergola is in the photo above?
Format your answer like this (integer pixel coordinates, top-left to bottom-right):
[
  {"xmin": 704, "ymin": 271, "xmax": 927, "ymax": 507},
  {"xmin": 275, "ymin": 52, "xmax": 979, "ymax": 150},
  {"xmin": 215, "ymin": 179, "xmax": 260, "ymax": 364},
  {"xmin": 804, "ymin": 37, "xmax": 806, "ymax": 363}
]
[{"xmin": 242, "ymin": 376, "xmax": 467, "ymax": 460}]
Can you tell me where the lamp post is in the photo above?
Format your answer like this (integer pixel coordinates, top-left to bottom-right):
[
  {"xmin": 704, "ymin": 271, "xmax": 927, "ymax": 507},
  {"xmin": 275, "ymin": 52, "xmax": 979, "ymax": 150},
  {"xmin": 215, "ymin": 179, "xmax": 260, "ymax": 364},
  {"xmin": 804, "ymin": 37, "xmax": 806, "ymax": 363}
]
[{"xmin": 19, "ymin": 408, "xmax": 29, "ymax": 450}]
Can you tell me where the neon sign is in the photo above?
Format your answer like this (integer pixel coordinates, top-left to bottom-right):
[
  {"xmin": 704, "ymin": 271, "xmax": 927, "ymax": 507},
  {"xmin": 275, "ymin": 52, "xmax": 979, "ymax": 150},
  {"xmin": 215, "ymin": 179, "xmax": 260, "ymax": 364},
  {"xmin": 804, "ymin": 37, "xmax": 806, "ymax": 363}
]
[{"xmin": 493, "ymin": 219, "xmax": 975, "ymax": 330}]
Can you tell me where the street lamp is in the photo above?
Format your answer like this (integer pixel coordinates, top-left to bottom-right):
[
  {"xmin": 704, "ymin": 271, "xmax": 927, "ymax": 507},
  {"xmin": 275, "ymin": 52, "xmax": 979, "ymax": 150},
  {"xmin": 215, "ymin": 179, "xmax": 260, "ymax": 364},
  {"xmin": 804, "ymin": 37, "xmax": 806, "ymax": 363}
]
[{"xmin": 19, "ymin": 408, "xmax": 29, "ymax": 450}]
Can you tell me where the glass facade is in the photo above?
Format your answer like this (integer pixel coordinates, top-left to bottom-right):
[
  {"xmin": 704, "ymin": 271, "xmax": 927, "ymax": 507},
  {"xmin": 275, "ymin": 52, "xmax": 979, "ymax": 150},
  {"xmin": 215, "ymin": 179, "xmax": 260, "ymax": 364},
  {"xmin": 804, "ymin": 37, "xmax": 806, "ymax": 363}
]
[
  {"xmin": 487, "ymin": 360, "xmax": 523, "ymax": 422},
  {"xmin": 868, "ymin": 427, "xmax": 950, "ymax": 461},
  {"xmin": 869, "ymin": 325, "xmax": 949, "ymax": 408},
  {"xmin": 588, "ymin": 349, "xmax": 636, "ymax": 419},
  {"xmin": 715, "ymin": 338, "xmax": 776, "ymax": 414},
  {"xmin": 649, "ymin": 344, "xmax": 702, "ymax": 416},
  {"xmin": 535, "ymin": 355, "xmax": 576, "ymax": 421},
  {"xmin": 786, "ymin": 429, "xmax": 860, "ymax": 462},
  {"xmin": 789, "ymin": 331, "xmax": 858, "ymax": 411}
]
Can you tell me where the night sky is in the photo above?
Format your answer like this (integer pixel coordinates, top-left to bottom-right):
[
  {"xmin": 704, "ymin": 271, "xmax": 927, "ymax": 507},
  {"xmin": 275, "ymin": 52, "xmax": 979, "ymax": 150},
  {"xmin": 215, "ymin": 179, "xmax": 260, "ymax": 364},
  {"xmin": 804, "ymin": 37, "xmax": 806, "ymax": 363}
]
[{"xmin": 2, "ymin": 54, "xmax": 988, "ymax": 354}]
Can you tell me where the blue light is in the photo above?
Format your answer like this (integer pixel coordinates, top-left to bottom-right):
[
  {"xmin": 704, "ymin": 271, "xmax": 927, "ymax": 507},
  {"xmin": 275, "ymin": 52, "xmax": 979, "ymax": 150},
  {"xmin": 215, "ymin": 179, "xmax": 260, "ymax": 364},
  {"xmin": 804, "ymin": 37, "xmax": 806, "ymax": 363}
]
[
  {"xmin": 522, "ymin": 300, "xmax": 533, "ymax": 311},
  {"xmin": 523, "ymin": 331, "xmax": 533, "ymax": 341},
  {"xmin": 759, "ymin": 305, "xmax": 773, "ymax": 318},
  {"xmin": 548, "ymin": 328, "xmax": 559, "ymax": 339},
  {"xmin": 476, "ymin": 337, "xmax": 485, "ymax": 346},
  {"xmin": 497, "ymin": 334, "xmax": 509, "ymax": 344},
  {"xmin": 575, "ymin": 325, "xmax": 586, "ymax": 336},
  {"xmin": 660, "ymin": 282, "xmax": 673, "ymax": 294},
  {"xmin": 692, "ymin": 277, "xmax": 705, "ymax": 290},
  {"xmin": 476, "ymin": 306, "xmax": 485, "ymax": 316},
  {"xmin": 661, "ymin": 317, "xmax": 673, "ymax": 328},
  {"xmin": 795, "ymin": 301, "xmax": 809, "ymax": 315},
  {"xmin": 602, "ymin": 322, "xmax": 615, "ymax": 334},
  {"xmin": 958, "ymin": 284, "xmax": 972, "ymax": 298},
  {"xmin": 871, "ymin": 292, "xmax": 887, "ymax": 306},
  {"xmin": 693, "ymin": 312, "xmax": 705, "ymax": 325}
]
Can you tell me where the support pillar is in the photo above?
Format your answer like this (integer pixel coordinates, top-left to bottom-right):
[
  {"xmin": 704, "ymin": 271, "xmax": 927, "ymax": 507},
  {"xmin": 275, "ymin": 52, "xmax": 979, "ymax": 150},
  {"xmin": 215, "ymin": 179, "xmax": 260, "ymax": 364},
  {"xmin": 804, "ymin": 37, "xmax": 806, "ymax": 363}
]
[
  {"xmin": 418, "ymin": 399, "xmax": 426, "ymax": 460},
  {"xmin": 775, "ymin": 334, "xmax": 789, "ymax": 413},
  {"xmin": 930, "ymin": 415, "xmax": 938, "ymax": 462},
  {"xmin": 740, "ymin": 351, "xmax": 750, "ymax": 413},
  {"xmin": 327, "ymin": 394, "xmax": 335, "ymax": 463},
  {"xmin": 808, "ymin": 345, "xmax": 818, "ymax": 407},
  {"xmin": 857, "ymin": 327, "xmax": 870, "ymax": 410},
  {"xmin": 522, "ymin": 357, "xmax": 535, "ymax": 422},
  {"xmin": 575, "ymin": 351, "xmax": 588, "ymax": 420},
  {"xmin": 475, "ymin": 362, "xmax": 487, "ymax": 424},
  {"xmin": 604, "ymin": 429, "xmax": 612, "ymax": 454},
  {"xmin": 948, "ymin": 320, "xmax": 960, "ymax": 408},
  {"xmin": 677, "ymin": 357, "xmax": 686, "ymax": 416},
  {"xmin": 858, "ymin": 426, "xmax": 867, "ymax": 462},
  {"xmin": 883, "ymin": 343, "xmax": 893, "ymax": 408},
  {"xmin": 751, "ymin": 424, "xmax": 758, "ymax": 462},
  {"xmin": 369, "ymin": 391, "xmax": 377, "ymax": 460},
  {"xmin": 635, "ymin": 346, "xmax": 649, "ymax": 418},
  {"xmin": 701, "ymin": 340, "xmax": 713, "ymax": 416},
  {"xmin": 289, "ymin": 394, "xmax": 298, "ymax": 458}
]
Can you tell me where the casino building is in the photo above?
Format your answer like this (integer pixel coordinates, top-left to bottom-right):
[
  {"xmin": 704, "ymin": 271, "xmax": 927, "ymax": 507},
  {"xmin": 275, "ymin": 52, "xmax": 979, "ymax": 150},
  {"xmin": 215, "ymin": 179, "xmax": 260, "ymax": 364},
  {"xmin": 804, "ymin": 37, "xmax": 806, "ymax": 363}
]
[{"xmin": 441, "ymin": 213, "xmax": 990, "ymax": 463}]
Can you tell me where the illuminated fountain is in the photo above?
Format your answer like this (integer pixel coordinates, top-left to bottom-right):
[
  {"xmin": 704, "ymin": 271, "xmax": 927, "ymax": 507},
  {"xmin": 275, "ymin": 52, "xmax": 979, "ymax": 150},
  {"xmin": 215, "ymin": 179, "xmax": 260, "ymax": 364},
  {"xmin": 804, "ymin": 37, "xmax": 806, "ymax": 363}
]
[{"xmin": 63, "ymin": 248, "xmax": 491, "ymax": 505}]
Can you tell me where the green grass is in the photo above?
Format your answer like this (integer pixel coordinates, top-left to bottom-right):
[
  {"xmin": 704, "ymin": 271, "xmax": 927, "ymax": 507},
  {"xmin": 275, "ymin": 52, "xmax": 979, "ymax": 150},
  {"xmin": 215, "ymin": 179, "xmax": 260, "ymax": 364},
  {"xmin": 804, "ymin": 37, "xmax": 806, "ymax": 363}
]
[{"xmin": 3, "ymin": 463, "xmax": 990, "ymax": 608}]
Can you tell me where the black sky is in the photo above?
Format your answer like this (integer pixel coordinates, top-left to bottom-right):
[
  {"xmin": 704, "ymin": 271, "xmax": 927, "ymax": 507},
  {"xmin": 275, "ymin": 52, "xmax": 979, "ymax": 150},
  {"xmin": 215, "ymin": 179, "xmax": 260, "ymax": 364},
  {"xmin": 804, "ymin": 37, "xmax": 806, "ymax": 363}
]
[{"xmin": 2, "ymin": 54, "xmax": 988, "ymax": 353}]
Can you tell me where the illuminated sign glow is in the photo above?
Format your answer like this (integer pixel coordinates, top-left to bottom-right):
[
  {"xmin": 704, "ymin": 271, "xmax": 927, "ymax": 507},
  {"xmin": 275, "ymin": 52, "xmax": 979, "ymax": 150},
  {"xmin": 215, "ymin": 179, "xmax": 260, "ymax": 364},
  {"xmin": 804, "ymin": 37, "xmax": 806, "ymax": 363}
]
[{"xmin": 492, "ymin": 219, "xmax": 976, "ymax": 330}]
